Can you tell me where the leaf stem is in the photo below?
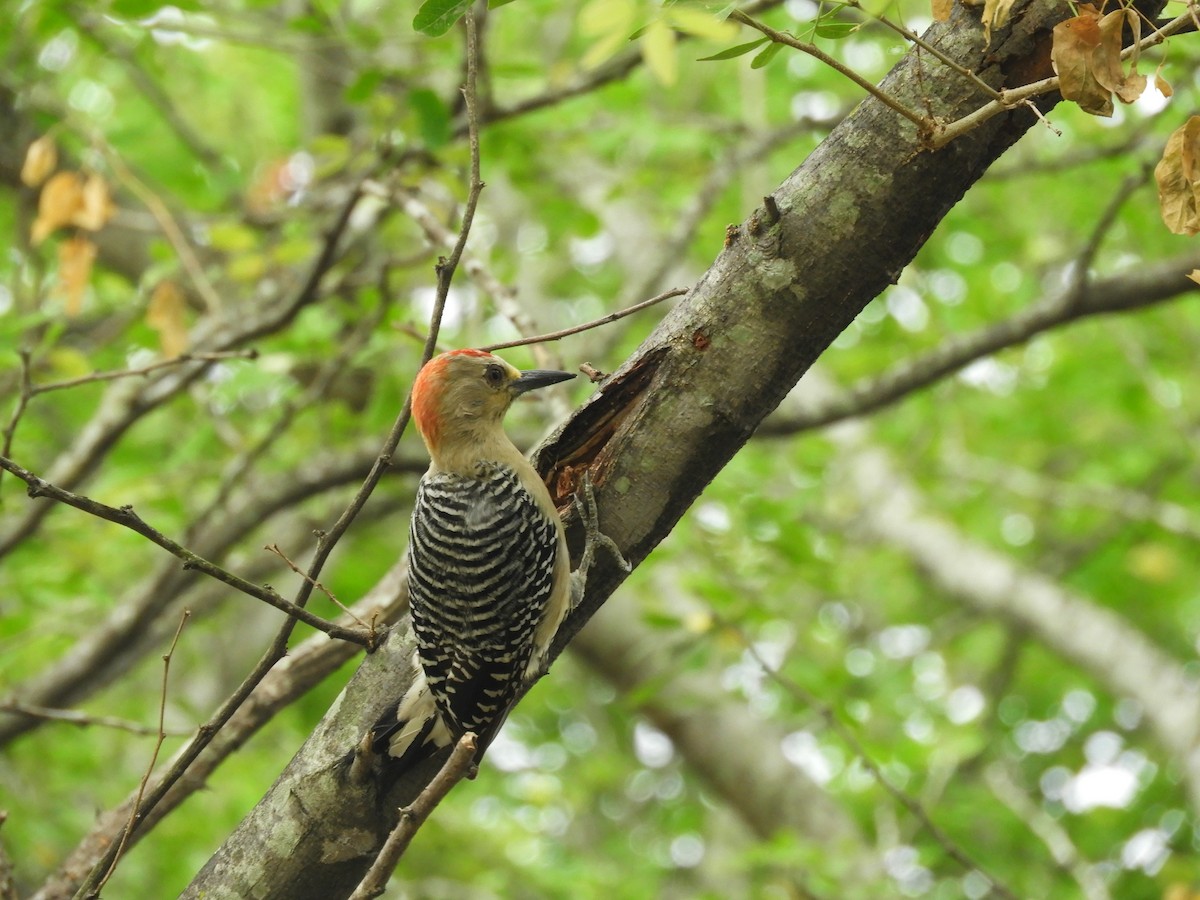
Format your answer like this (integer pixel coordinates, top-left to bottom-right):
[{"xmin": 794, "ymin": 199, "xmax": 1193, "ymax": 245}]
[{"xmin": 730, "ymin": 10, "xmax": 931, "ymax": 134}]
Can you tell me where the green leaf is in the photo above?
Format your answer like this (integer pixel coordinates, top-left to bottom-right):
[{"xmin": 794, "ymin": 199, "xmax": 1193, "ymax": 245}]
[
  {"xmin": 345, "ymin": 68, "xmax": 383, "ymax": 104},
  {"xmin": 813, "ymin": 20, "xmax": 858, "ymax": 39},
  {"xmin": 697, "ymin": 37, "xmax": 769, "ymax": 61},
  {"xmin": 579, "ymin": 0, "xmax": 634, "ymax": 37},
  {"xmin": 410, "ymin": 88, "xmax": 451, "ymax": 148},
  {"xmin": 750, "ymin": 40, "xmax": 784, "ymax": 68},
  {"xmin": 813, "ymin": 12, "xmax": 858, "ymax": 39},
  {"xmin": 413, "ymin": 0, "xmax": 472, "ymax": 36},
  {"xmin": 287, "ymin": 14, "xmax": 325, "ymax": 33},
  {"xmin": 208, "ymin": 221, "xmax": 259, "ymax": 253},
  {"xmin": 271, "ymin": 236, "xmax": 319, "ymax": 266},
  {"xmin": 489, "ymin": 0, "xmax": 518, "ymax": 6},
  {"xmin": 641, "ymin": 19, "xmax": 678, "ymax": 86},
  {"xmin": 111, "ymin": 0, "xmax": 201, "ymax": 15},
  {"xmin": 665, "ymin": 7, "xmax": 739, "ymax": 41}
]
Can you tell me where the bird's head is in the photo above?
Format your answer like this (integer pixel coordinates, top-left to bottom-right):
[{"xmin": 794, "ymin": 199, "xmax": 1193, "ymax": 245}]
[{"xmin": 411, "ymin": 349, "xmax": 575, "ymax": 460}]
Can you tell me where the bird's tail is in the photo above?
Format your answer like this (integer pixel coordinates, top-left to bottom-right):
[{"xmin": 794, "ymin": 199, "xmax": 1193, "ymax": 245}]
[{"xmin": 369, "ymin": 662, "xmax": 454, "ymax": 770}]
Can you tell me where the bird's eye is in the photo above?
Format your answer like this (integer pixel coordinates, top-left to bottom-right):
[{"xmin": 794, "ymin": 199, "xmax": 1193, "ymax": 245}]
[{"xmin": 484, "ymin": 364, "xmax": 505, "ymax": 387}]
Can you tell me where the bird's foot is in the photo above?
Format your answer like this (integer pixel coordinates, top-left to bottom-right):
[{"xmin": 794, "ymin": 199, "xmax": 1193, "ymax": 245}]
[{"xmin": 572, "ymin": 473, "xmax": 631, "ymax": 600}]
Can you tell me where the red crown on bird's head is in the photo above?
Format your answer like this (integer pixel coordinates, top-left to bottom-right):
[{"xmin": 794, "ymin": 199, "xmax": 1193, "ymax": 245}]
[{"xmin": 412, "ymin": 349, "xmax": 496, "ymax": 448}]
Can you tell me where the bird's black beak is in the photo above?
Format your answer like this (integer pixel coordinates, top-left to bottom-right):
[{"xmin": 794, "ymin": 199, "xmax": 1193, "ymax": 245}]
[{"xmin": 512, "ymin": 369, "xmax": 576, "ymax": 396}]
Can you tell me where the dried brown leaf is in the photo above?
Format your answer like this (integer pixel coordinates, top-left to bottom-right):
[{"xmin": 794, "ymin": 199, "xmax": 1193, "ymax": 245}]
[
  {"xmin": 1187, "ymin": 269, "xmax": 1200, "ymax": 286},
  {"xmin": 31, "ymin": 171, "xmax": 85, "ymax": 245},
  {"xmin": 1155, "ymin": 65, "xmax": 1173, "ymax": 98},
  {"xmin": 21, "ymin": 135, "xmax": 58, "ymax": 188},
  {"xmin": 1155, "ymin": 117, "xmax": 1200, "ymax": 235},
  {"xmin": 1116, "ymin": 70, "xmax": 1148, "ymax": 104},
  {"xmin": 1053, "ymin": 5, "xmax": 1149, "ymax": 117},
  {"xmin": 931, "ymin": 0, "xmax": 953, "ymax": 23},
  {"xmin": 1094, "ymin": 9, "xmax": 1145, "ymax": 105},
  {"xmin": 1052, "ymin": 7, "xmax": 1112, "ymax": 116},
  {"xmin": 1089, "ymin": 8, "xmax": 1125, "ymax": 93},
  {"xmin": 57, "ymin": 235, "xmax": 97, "ymax": 316},
  {"xmin": 981, "ymin": 0, "xmax": 1017, "ymax": 45},
  {"xmin": 74, "ymin": 173, "xmax": 115, "ymax": 231},
  {"xmin": 1182, "ymin": 119, "xmax": 1200, "ymax": 185},
  {"xmin": 147, "ymin": 281, "xmax": 190, "ymax": 358}
]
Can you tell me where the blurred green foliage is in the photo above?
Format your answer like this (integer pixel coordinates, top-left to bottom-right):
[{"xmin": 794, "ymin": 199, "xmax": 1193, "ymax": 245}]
[{"xmin": 1, "ymin": 0, "xmax": 1198, "ymax": 898}]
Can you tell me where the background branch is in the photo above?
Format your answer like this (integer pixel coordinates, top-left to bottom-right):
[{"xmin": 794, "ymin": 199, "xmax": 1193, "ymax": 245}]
[
  {"xmin": 758, "ymin": 252, "xmax": 1200, "ymax": 435},
  {"xmin": 0, "ymin": 456, "xmax": 370, "ymax": 645}
]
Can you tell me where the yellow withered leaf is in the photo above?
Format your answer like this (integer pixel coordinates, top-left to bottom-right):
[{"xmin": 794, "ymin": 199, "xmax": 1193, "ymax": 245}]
[
  {"xmin": 57, "ymin": 235, "xmax": 97, "ymax": 317},
  {"xmin": 31, "ymin": 171, "xmax": 85, "ymax": 244},
  {"xmin": 74, "ymin": 173, "xmax": 115, "ymax": 231},
  {"xmin": 147, "ymin": 280, "xmax": 190, "ymax": 358},
  {"xmin": 21, "ymin": 135, "xmax": 58, "ymax": 188},
  {"xmin": 30, "ymin": 170, "xmax": 116, "ymax": 243}
]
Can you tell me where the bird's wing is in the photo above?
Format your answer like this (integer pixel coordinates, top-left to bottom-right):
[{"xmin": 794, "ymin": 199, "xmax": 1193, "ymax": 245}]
[{"xmin": 408, "ymin": 465, "xmax": 560, "ymax": 737}]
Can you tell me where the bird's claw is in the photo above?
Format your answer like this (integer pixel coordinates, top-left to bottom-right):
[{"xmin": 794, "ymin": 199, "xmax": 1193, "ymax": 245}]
[{"xmin": 573, "ymin": 473, "xmax": 631, "ymax": 587}]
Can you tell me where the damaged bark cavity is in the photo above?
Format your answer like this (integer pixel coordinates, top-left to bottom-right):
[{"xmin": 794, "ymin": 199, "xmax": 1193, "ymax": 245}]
[{"xmin": 535, "ymin": 345, "xmax": 669, "ymax": 510}]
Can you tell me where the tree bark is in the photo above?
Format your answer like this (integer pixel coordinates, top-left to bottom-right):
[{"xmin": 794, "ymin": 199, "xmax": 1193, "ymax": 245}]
[{"xmin": 183, "ymin": 2, "xmax": 1168, "ymax": 895}]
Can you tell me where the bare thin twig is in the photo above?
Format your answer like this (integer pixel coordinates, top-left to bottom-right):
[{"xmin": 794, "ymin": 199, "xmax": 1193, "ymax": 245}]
[
  {"xmin": 1, "ymin": 350, "xmax": 254, "ymax": 501},
  {"xmin": 482, "ymin": 288, "xmax": 687, "ymax": 352},
  {"xmin": 294, "ymin": 9, "xmax": 486, "ymax": 601},
  {"xmin": 95, "ymin": 609, "xmax": 191, "ymax": 895},
  {"xmin": 381, "ymin": 183, "xmax": 555, "ymax": 369},
  {"xmin": 265, "ymin": 542, "xmax": 372, "ymax": 631},
  {"xmin": 0, "ymin": 455, "xmax": 370, "ymax": 646},
  {"xmin": 31, "ymin": 350, "xmax": 259, "ymax": 395},
  {"xmin": 928, "ymin": 9, "xmax": 1193, "ymax": 149},
  {"xmin": 730, "ymin": 10, "xmax": 930, "ymax": 133},
  {"xmin": 30, "ymin": 560, "xmax": 411, "ymax": 900},
  {"xmin": 69, "ymin": 153, "xmax": 374, "ymax": 900},
  {"xmin": 392, "ymin": 274, "xmax": 680, "ymax": 419},
  {"xmin": 199, "ymin": 295, "xmax": 391, "ymax": 525},
  {"xmin": 0, "ymin": 350, "xmax": 34, "ymax": 497},
  {"xmin": 454, "ymin": 0, "xmax": 788, "ymax": 136},
  {"xmin": 0, "ymin": 701, "xmax": 189, "ymax": 737},
  {"xmin": 76, "ymin": 627, "xmax": 314, "ymax": 897},
  {"xmin": 843, "ymin": 0, "xmax": 1002, "ymax": 101},
  {"xmin": 102, "ymin": 145, "xmax": 225, "ymax": 314},
  {"xmin": 349, "ymin": 733, "xmax": 478, "ymax": 900}
]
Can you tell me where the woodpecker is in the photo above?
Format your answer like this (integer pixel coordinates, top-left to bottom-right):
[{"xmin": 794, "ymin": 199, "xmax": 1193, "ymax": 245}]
[{"xmin": 371, "ymin": 349, "xmax": 576, "ymax": 766}]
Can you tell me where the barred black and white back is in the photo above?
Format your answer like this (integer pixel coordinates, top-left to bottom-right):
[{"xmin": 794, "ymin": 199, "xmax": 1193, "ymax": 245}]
[{"xmin": 373, "ymin": 461, "xmax": 563, "ymax": 764}]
